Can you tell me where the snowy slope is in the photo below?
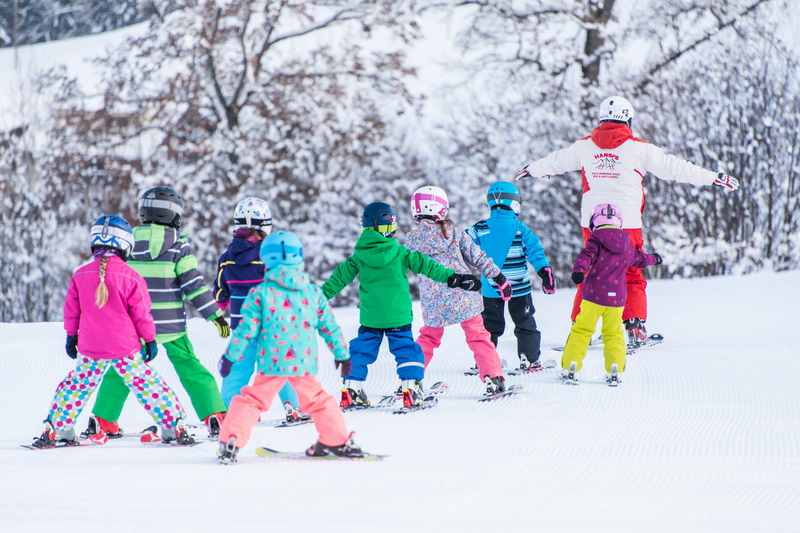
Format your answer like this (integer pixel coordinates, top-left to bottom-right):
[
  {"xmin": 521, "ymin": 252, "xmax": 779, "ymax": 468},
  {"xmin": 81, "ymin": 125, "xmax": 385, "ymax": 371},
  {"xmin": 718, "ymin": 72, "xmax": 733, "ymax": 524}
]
[{"xmin": 0, "ymin": 272, "xmax": 798, "ymax": 533}]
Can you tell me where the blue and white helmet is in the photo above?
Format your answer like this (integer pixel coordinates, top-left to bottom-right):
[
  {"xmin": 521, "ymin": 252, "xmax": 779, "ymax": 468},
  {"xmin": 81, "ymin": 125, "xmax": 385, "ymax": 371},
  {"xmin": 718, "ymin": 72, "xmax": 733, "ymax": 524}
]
[
  {"xmin": 486, "ymin": 181, "xmax": 521, "ymax": 214},
  {"xmin": 260, "ymin": 231, "xmax": 304, "ymax": 270},
  {"xmin": 233, "ymin": 196, "xmax": 273, "ymax": 233},
  {"xmin": 90, "ymin": 215, "xmax": 135, "ymax": 257}
]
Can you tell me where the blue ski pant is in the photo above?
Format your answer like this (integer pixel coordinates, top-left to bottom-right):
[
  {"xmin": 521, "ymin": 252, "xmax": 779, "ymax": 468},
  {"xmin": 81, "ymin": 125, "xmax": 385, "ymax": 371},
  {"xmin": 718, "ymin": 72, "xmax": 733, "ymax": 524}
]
[
  {"xmin": 346, "ymin": 325, "xmax": 425, "ymax": 382},
  {"xmin": 221, "ymin": 342, "xmax": 299, "ymax": 411}
]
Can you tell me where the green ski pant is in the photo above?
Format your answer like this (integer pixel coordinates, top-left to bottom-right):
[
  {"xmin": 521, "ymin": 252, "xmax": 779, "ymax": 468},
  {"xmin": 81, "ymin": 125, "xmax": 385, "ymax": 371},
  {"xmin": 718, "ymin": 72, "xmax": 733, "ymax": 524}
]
[{"xmin": 92, "ymin": 335, "xmax": 226, "ymax": 422}]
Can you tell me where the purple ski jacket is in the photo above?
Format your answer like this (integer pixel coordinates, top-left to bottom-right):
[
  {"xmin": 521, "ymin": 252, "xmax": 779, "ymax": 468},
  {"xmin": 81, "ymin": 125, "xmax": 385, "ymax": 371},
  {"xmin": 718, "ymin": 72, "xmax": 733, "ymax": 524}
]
[{"xmin": 573, "ymin": 227, "xmax": 658, "ymax": 308}]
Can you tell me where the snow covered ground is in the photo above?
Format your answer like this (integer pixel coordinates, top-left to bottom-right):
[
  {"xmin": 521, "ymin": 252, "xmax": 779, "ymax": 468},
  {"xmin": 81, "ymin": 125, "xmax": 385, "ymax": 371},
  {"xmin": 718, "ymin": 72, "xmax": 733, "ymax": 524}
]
[{"xmin": 0, "ymin": 272, "xmax": 797, "ymax": 532}]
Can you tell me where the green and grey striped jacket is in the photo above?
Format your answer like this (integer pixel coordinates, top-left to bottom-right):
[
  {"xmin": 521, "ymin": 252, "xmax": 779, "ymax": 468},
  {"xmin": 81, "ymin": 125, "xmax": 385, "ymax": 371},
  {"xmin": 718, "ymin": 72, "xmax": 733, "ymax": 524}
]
[{"xmin": 128, "ymin": 224, "xmax": 221, "ymax": 343}]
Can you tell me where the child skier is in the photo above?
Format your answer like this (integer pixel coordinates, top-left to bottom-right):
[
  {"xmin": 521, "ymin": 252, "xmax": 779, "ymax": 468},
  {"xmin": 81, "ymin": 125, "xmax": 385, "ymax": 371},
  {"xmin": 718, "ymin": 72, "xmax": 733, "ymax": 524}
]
[
  {"xmin": 323, "ymin": 202, "xmax": 481, "ymax": 409},
  {"xmin": 562, "ymin": 203, "xmax": 662, "ymax": 386},
  {"xmin": 85, "ymin": 186, "xmax": 230, "ymax": 440},
  {"xmin": 466, "ymin": 181, "xmax": 556, "ymax": 372},
  {"xmin": 32, "ymin": 215, "xmax": 194, "ymax": 448},
  {"xmin": 214, "ymin": 197, "xmax": 307, "ymax": 424},
  {"xmin": 404, "ymin": 186, "xmax": 513, "ymax": 396},
  {"xmin": 217, "ymin": 231, "xmax": 360, "ymax": 463}
]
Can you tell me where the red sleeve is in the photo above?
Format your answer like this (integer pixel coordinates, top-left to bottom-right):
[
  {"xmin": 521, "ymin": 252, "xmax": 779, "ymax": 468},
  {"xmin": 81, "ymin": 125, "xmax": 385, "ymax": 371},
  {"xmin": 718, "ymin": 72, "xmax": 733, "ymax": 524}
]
[
  {"xmin": 63, "ymin": 275, "xmax": 81, "ymax": 335},
  {"xmin": 127, "ymin": 274, "xmax": 156, "ymax": 342},
  {"xmin": 573, "ymin": 238, "xmax": 600, "ymax": 273}
]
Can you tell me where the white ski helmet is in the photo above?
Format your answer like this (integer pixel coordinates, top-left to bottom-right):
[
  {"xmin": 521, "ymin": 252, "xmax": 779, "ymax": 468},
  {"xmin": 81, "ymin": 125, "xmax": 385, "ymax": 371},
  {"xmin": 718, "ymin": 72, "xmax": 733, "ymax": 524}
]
[
  {"xmin": 233, "ymin": 197, "xmax": 273, "ymax": 233},
  {"xmin": 411, "ymin": 185, "xmax": 449, "ymax": 222},
  {"xmin": 598, "ymin": 95, "xmax": 634, "ymax": 124}
]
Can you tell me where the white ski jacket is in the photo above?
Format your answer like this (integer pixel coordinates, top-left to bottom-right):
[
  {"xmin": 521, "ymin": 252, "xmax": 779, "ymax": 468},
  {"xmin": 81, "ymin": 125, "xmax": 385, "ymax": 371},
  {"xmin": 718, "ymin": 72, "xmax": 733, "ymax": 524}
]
[{"xmin": 523, "ymin": 123, "xmax": 717, "ymax": 229}]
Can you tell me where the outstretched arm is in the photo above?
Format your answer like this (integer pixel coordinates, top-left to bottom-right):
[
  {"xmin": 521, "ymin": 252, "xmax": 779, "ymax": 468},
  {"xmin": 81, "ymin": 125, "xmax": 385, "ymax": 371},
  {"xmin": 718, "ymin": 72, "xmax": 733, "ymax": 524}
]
[
  {"xmin": 516, "ymin": 141, "xmax": 583, "ymax": 179},
  {"xmin": 405, "ymin": 248, "xmax": 454, "ymax": 283},
  {"xmin": 573, "ymin": 238, "xmax": 601, "ymax": 274},
  {"xmin": 315, "ymin": 288, "xmax": 348, "ymax": 362},
  {"xmin": 458, "ymin": 232, "xmax": 501, "ymax": 279},
  {"xmin": 632, "ymin": 249, "xmax": 661, "ymax": 269},
  {"xmin": 642, "ymin": 143, "xmax": 718, "ymax": 187},
  {"xmin": 321, "ymin": 257, "xmax": 359, "ymax": 300}
]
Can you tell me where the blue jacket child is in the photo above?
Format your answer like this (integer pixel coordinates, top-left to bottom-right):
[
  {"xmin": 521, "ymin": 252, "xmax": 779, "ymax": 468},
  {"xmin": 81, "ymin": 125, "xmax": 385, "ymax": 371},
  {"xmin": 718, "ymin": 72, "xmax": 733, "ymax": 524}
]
[
  {"xmin": 214, "ymin": 197, "xmax": 306, "ymax": 422},
  {"xmin": 466, "ymin": 181, "xmax": 556, "ymax": 370}
]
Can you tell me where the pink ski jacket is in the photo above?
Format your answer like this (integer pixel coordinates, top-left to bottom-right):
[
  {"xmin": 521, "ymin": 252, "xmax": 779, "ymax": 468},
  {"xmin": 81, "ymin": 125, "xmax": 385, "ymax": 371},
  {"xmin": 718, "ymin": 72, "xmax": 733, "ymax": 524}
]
[{"xmin": 63, "ymin": 255, "xmax": 156, "ymax": 359}]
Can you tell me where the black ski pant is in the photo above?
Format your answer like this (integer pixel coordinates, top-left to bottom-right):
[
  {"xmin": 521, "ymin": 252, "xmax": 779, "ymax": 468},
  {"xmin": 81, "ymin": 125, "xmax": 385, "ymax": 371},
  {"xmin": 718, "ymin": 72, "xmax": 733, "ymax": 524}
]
[{"xmin": 481, "ymin": 294, "xmax": 541, "ymax": 363}]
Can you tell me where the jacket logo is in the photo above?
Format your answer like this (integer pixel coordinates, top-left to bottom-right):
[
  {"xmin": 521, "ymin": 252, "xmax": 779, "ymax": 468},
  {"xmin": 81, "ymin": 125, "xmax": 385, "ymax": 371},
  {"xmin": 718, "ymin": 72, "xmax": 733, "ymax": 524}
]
[{"xmin": 592, "ymin": 152, "xmax": 620, "ymax": 178}]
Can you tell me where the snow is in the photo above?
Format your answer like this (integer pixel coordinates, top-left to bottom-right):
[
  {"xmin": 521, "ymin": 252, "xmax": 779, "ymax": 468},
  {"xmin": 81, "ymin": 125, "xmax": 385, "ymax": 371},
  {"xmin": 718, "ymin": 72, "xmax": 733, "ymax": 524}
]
[{"xmin": 0, "ymin": 272, "xmax": 797, "ymax": 532}]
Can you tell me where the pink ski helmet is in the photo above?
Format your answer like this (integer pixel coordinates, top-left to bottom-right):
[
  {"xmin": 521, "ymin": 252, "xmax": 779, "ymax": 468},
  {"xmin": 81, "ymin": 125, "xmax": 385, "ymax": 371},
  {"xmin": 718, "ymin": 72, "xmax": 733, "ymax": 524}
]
[
  {"xmin": 590, "ymin": 203, "xmax": 623, "ymax": 230},
  {"xmin": 411, "ymin": 185, "xmax": 449, "ymax": 222}
]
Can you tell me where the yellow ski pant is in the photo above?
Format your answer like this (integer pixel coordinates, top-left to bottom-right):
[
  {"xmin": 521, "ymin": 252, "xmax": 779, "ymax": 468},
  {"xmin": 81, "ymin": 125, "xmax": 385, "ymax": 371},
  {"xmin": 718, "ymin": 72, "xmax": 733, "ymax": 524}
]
[{"xmin": 562, "ymin": 300, "xmax": 626, "ymax": 374}]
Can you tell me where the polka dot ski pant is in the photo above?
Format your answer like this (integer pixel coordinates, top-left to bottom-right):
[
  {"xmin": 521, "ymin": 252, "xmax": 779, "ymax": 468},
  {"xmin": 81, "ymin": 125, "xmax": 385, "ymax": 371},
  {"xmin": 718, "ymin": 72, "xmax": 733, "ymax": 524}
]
[{"xmin": 47, "ymin": 354, "xmax": 186, "ymax": 434}]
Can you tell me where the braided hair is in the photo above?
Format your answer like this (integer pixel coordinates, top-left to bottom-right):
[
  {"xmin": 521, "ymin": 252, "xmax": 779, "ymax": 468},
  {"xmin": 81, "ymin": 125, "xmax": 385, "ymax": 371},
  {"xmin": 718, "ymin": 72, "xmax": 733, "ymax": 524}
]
[{"xmin": 95, "ymin": 255, "xmax": 110, "ymax": 309}]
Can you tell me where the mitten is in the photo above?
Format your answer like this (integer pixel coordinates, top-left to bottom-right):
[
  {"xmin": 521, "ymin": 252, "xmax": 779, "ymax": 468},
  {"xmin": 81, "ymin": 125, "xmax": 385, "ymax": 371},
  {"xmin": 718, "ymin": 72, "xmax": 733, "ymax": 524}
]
[
  {"xmin": 571, "ymin": 272, "xmax": 585, "ymax": 285},
  {"xmin": 493, "ymin": 273, "xmax": 512, "ymax": 302},
  {"xmin": 447, "ymin": 273, "xmax": 482, "ymax": 292},
  {"xmin": 218, "ymin": 355, "xmax": 233, "ymax": 378},
  {"xmin": 213, "ymin": 316, "xmax": 231, "ymax": 338},
  {"xmin": 538, "ymin": 267, "xmax": 556, "ymax": 294},
  {"xmin": 65, "ymin": 335, "xmax": 78, "ymax": 360},
  {"xmin": 143, "ymin": 340, "xmax": 159, "ymax": 363},
  {"xmin": 335, "ymin": 358, "xmax": 352, "ymax": 378}
]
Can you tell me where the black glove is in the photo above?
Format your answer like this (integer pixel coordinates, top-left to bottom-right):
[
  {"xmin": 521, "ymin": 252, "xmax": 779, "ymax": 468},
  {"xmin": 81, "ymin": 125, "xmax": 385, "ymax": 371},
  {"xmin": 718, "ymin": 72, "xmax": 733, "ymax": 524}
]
[
  {"xmin": 218, "ymin": 355, "xmax": 233, "ymax": 378},
  {"xmin": 493, "ymin": 273, "xmax": 513, "ymax": 301},
  {"xmin": 65, "ymin": 335, "xmax": 78, "ymax": 359},
  {"xmin": 653, "ymin": 253, "xmax": 663, "ymax": 266},
  {"xmin": 213, "ymin": 316, "xmax": 231, "ymax": 338},
  {"xmin": 571, "ymin": 272, "xmax": 585, "ymax": 285},
  {"xmin": 142, "ymin": 340, "xmax": 158, "ymax": 363},
  {"xmin": 335, "ymin": 358, "xmax": 352, "ymax": 378},
  {"xmin": 447, "ymin": 273, "xmax": 481, "ymax": 291}
]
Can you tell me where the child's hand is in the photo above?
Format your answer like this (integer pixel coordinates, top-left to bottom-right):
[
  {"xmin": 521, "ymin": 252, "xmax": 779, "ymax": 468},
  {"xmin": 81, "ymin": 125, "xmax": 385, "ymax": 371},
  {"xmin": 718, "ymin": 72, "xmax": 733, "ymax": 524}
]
[
  {"xmin": 143, "ymin": 340, "xmax": 159, "ymax": 362},
  {"xmin": 652, "ymin": 253, "xmax": 663, "ymax": 265},
  {"xmin": 65, "ymin": 335, "xmax": 78, "ymax": 360},
  {"xmin": 218, "ymin": 355, "xmax": 233, "ymax": 378},
  {"xmin": 213, "ymin": 316, "xmax": 231, "ymax": 338},
  {"xmin": 447, "ymin": 273, "xmax": 482, "ymax": 292},
  {"xmin": 493, "ymin": 273, "xmax": 513, "ymax": 302},
  {"xmin": 514, "ymin": 163, "xmax": 533, "ymax": 180},
  {"xmin": 571, "ymin": 272, "xmax": 585, "ymax": 285},
  {"xmin": 335, "ymin": 358, "xmax": 352, "ymax": 378},
  {"xmin": 538, "ymin": 267, "xmax": 556, "ymax": 294}
]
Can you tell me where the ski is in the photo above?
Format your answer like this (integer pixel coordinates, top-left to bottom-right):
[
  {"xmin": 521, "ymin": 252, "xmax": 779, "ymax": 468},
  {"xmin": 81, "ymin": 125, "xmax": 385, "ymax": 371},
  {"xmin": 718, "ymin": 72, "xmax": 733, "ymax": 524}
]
[
  {"xmin": 21, "ymin": 440, "xmax": 86, "ymax": 450},
  {"xmin": 479, "ymin": 384, "xmax": 523, "ymax": 402},
  {"xmin": 392, "ymin": 396, "xmax": 439, "ymax": 415},
  {"xmin": 507, "ymin": 359, "xmax": 558, "ymax": 376},
  {"xmin": 255, "ymin": 446, "xmax": 388, "ymax": 462},
  {"xmin": 627, "ymin": 333, "xmax": 665, "ymax": 353},
  {"xmin": 464, "ymin": 359, "xmax": 508, "ymax": 376},
  {"xmin": 21, "ymin": 440, "xmax": 204, "ymax": 450},
  {"xmin": 273, "ymin": 417, "xmax": 313, "ymax": 429},
  {"xmin": 374, "ymin": 381, "xmax": 448, "ymax": 409}
]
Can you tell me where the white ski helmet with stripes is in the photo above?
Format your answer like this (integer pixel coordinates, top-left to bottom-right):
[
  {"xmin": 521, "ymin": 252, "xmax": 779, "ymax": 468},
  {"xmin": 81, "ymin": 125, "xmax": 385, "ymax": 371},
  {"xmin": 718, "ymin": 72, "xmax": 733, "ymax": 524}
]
[
  {"xmin": 233, "ymin": 197, "xmax": 273, "ymax": 234},
  {"xmin": 598, "ymin": 95, "xmax": 634, "ymax": 124},
  {"xmin": 411, "ymin": 185, "xmax": 449, "ymax": 222}
]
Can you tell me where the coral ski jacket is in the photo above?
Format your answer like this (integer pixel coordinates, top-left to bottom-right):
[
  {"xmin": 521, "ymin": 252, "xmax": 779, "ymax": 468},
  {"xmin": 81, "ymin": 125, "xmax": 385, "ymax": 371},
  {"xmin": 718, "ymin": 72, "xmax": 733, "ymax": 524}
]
[
  {"xmin": 64, "ymin": 255, "xmax": 156, "ymax": 359},
  {"xmin": 524, "ymin": 122, "xmax": 717, "ymax": 229}
]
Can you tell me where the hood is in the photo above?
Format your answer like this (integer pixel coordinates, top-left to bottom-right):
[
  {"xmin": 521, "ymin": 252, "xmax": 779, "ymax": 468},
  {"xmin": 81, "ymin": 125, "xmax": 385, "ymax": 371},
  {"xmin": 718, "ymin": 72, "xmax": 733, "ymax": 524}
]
[
  {"xmin": 354, "ymin": 229, "xmax": 403, "ymax": 268},
  {"xmin": 408, "ymin": 220, "xmax": 455, "ymax": 256},
  {"xmin": 263, "ymin": 263, "xmax": 309, "ymax": 292},
  {"xmin": 227, "ymin": 237, "xmax": 262, "ymax": 265},
  {"xmin": 134, "ymin": 224, "xmax": 179, "ymax": 260},
  {"xmin": 590, "ymin": 122, "xmax": 633, "ymax": 149},
  {"xmin": 591, "ymin": 227, "xmax": 628, "ymax": 254}
]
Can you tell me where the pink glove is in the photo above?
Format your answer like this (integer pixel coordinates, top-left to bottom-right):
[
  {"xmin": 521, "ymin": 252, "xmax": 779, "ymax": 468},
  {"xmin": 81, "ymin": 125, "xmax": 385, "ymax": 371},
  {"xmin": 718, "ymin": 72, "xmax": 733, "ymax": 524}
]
[
  {"xmin": 538, "ymin": 267, "xmax": 556, "ymax": 295},
  {"xmin": 493, "ymin": 274, "xmax": 513, "ymax": 302}
]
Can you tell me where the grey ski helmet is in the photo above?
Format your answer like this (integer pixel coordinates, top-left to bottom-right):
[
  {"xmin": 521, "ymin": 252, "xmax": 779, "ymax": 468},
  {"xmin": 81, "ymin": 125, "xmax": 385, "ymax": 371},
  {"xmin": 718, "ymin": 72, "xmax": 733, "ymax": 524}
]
[{"xmin": 139, "ymin": 186, "xmax": 184, "ymax": 228}]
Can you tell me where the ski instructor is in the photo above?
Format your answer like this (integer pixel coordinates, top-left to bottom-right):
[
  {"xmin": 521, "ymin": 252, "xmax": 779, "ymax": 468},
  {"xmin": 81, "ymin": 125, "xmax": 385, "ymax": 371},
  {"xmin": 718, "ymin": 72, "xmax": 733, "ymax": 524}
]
[{"xmin": 514, "ymin": 95, "xmax": 740, "ymax": 347}]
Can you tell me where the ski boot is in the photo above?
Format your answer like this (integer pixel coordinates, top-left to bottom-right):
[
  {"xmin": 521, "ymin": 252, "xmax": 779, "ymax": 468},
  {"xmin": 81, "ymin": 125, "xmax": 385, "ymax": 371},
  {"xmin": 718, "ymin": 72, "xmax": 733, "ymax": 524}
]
[
  {"xmin": 625, "ymin": 318, "xmax": 647, "ymax": 350},
  {"xmin": 158, "ymin": 420, "xmax": 196, "ymax": 446},
  {"xmin": 561, "ymin": 362, "xmax": 579, "ymax": 385},
  {"xmin": 217, "ymin": 437, "xmax": 239, "ymax": 465},
  {"xmin": 204, "ymin": 413, "xmax": 225, "ymax": 439},
  {"xmin": 401, "ymin": 379, "xmax": 425, "ymax": 408},
  {"xmin": 606, "ymin": 363, "xmax": 621, "ymax": 387},
  {"xmin": 32, "ymin": 420, "xmax": 79, "ymax": 449},
  {"xmin": 81, "ymin": 416, "xmax": 123, "ymax": 443},
  {"xmin": 483, "ymin": 375, "xmax": 506, "ymax": 396},
  {"xmin": 283, "ymin": 403, "xmax": 310, "ymax": 424},
  {"xmin": 340, "ymin": 380, "xmax": 370, "ymax": 410},
  {"xmin": 306, "ymin": 432, "xmax": 364, "ymax": 458}
]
